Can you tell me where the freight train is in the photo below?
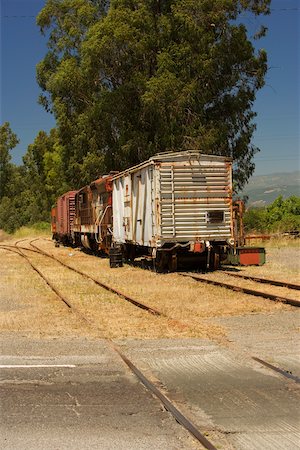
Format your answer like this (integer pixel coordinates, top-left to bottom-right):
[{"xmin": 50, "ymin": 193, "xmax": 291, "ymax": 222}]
[{"xmin": 51, "ymin": 151, "xmax": 237, "ymax": 271}]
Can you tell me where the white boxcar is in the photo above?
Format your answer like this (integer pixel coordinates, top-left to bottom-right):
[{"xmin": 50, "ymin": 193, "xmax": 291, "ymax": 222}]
[{"xmin": 111, "ymin": 151, "xmax": 233, "ymax": 270}]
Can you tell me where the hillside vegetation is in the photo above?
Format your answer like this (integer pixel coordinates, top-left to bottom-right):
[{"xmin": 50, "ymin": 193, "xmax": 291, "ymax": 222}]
[
  {"xmin": 244, "ymin": 195, "xmax": 300, "ymax": 233},
  {"xmin": 243, "ymin": 172, "xmax": 300, "ymax": 206}
]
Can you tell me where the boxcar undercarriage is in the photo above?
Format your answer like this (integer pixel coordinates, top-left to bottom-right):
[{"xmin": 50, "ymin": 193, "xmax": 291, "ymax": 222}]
[{"xmin": 109, "ymin": 240, "xmax": 229, "ymax": 271}]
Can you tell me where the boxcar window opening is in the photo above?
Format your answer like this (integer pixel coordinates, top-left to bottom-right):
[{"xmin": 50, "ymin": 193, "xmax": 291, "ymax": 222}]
[{"xmin": 206, "ymin": 211, "xmax": 225, "ymax": 224}]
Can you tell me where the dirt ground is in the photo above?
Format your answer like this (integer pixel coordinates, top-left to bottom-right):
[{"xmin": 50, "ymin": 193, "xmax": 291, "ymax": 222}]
[
  {"xmin": 1, "ymin": 236, "xmax": 299, "ymax": 450},
  {"xmin": 0, "ymin": 236, "xmax": 298, "ymax": 342},
  {"xmin": 0, "ymin": 230, "xmax": 11, "ymax": 242}
]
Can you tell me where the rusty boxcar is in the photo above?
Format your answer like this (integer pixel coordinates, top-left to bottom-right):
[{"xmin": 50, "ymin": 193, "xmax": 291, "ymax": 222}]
[
  {"xmin": 51, "ymin": 191, "xmax": 77, "ymax": 245},
  {"xmin": 72, "ymin": 175, "xmax": 114, "ymax": 253},
  {"xmin": 111, "ymin": 151, "xmax": 234, "ymax": 270}
]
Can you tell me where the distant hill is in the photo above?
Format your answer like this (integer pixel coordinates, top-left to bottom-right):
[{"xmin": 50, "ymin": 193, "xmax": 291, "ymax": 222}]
[{"xmin": 242, "ymin": 171, "xmax": 300, "ymax": 207}]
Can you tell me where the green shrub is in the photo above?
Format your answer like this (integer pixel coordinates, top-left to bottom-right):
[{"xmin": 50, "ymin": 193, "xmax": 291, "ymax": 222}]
[
  {"xmin": 244, "ymin": 195, "xmax": 300, "ymax": 234},
  {"xmin": 32, "ymin": 222, "xmax": 50, "ymax": 231},
  {"xmin": 13, "ymin": 223, "xmax": 51, "ymax": 238},
  {"xmin": 244, "ymin": 208, "xmax": 267, "ymax": 232}
]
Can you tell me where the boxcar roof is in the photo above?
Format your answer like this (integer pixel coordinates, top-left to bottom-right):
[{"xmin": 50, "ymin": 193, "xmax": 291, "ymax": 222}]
[{"xmin": 111, "ymin": 151, "xmax": 232, "ymax": 180}]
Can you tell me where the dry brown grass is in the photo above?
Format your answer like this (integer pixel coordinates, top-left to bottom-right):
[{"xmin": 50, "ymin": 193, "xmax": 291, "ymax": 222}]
[
  {"xmin": 195, "ymin": 271, "xmax": 300, "ymax": 302},
  {"xmin": 0, "ymin": 248, "xmax": 88, "ymax": 338},
  {"xmin": 247, "ymin": 236, "xmax": 300, "ymax": 249},
  {"xmin": 238, "ymin": 244, "xmax": 300, "ymax": 282},
  {"xmin": 1, "ymin": 235, "xmax": 297, "ymax": 343},
  {"xmin": 38, "ymin": 240, "xmax": 290, "ymax": 320},
  {"xmin": 0, "ymin": 230, "xmax": 11, "ymax": 242},
  {"xmin": 0, "ymin": 241, "xmax": 223, "ymax": 340}
]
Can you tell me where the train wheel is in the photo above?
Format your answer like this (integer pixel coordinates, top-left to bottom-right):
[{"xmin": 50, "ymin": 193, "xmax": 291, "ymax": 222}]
[
  {"xmin": 209, "ymin": 251, "xmax": 220, "ymax": 270},
  {"xmin": 125, "ymin": 244, "xmax": 136, "ymax": 262},
  {"xmin": 168, "ymin": 253, "xmax": 178, "ymax": 272},
  {"xmin": 154, "ymin": 252, "xmax": 168, "ymax": 273},
  {"xmin": 109, "ymin": 247, "xmax": 123, "ymax": 268}
]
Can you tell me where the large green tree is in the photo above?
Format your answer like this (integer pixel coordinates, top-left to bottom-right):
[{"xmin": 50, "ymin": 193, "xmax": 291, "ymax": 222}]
[
  {"xmin": 0, "ymin": 126, "xmax": 68, "ymax": 232},
  {"xmin": 22, "ymin": 128, "xmax": 69, "ymax": 218},
  {"xmin": 0, "ymin": 122, "xmax": 19, "ymax": 199},
  {"xmin": 37, "ymin": 0, "xmax": 108, "ymax": 187},
  {"xmin": 37, "ymin": 0, "xmax": 270, "ymax": 190},
  {"xmin": 0, "ymin": 123, "xmax": 31, "ymax": 232}
]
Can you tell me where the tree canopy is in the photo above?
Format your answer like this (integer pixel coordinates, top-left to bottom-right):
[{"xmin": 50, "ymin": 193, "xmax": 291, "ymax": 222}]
[
  {"xmin": 0, "ymin": 122, "xmax": 19, "ymax": 200},
  {"xmin": 36, "ymin": 0, "xmax": 271, "ymax": 190},
  {"xmin": 0, "ymin": 124, "xmax": 63, "ymax": 232},
  {"xmin": 0, "ymin": 1, "xmax": 275, "ymax": 232}
]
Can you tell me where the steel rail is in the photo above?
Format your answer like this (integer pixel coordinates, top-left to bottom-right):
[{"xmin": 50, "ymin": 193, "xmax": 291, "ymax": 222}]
[
  {"xmin": 14, "ymin": 238, "xmax": 29, "ymax": 246},
  {"xmin": 0, "ymin": 243, "xmax": 44, "ymax": 256},
  {"xmin": 3, "ymin": 242, "xmax": 296, "ymax": 447},
  {"xmin": 252, "ymin": 357, "xmax": 300, "ymax": 384},
  {"xmin": 179, "ymin": 273, "xmax": 300, "ymax": 308},
  {"xmin": 222, "ymin": 271, "xmax": 300, "ymax": 291},
  {"xmin": 112, "ymin": 343, "xmax": 217, "ymax": 450},
  {"xmin": 3, "ymin": 243, "xmax": 114, "ymax": 328},
  {"xmin": 27, "ymin": 240, "xmax": 162, "ymax": 316},
  {"xmin": 1, "ymin": 245, "xmax": 218, "ymax": 448},
  {"xmin": 0, "ymin": 246, "xmax": 72, "ymax": 308},
  {"xmin": 27, "ymin": 241, "xmax": 205, "ymax": 333}
]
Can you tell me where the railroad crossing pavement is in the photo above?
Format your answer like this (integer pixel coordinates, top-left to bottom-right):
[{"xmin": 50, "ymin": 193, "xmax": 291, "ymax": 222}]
[
  {"xmin": 0, "ymin": 337, "xmax": 196, "ymax": 450},
  {"xmin": 1, "ymin": 310, "xmax": 300, "ymax": 450},
  {"xmin": 118, "ymin": 330, "xmax": 300, "ymax": 449},
  {"xmin": 212, "ymin": 310, "xmax": 300, "ymax": 378}
]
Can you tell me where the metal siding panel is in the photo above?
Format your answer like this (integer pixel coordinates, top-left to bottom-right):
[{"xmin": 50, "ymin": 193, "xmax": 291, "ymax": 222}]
[
  {"xmin": 112, "ymin": 178, "xmax": 125, "ymax": 243},
  {"xmin": 123, "ymin": 175, "xmax": 132, "ymax": 241},
  {"xmin": 143, "ymin": 167, "xmax": 154, "ymax": 245},
  {"xmin": 159, "ymin": 159, "xmax": 232, "ymax": 242},
  {"xmin": 112, "ymin": 153, "xmax": 233, "ymax": 247},
  {"xmin": 132, "ymin": 173, "xmax": 139, "ymax": 241},
  {"xmin": 134, "ymin": 166, "xmax": 155, "ymax": 246},
  {"xmin": 153, "ymin": 165, "xmax": 161, "ymax": 244},
  {"xmin": 112, "ymin": 164, "xmax": 155, "ymax": 246}
]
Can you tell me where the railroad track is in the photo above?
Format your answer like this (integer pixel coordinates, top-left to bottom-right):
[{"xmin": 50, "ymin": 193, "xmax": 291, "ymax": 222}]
[
  {"xmin": 1, "ymin": 238, "xmax": 299, "ymax": 450},
  {"xmin": 1, "ymin": 240, "xmax": 299, "ymax": 310},
  {"xmin": 252, "ymin": 357, "xmax": 300, "ymax": 384},
  {"xmin": 0, "ymin": 243, "xmax": 74, "ymax": 309},
  {"xmin": 221, "ymin": 270, "xmax": 300, "ymax": 291},
  {"xmin": 2, "ymin": 240, "xmax": 299, "ymax": 310},
  {"xmin": 179, "ymin": 272, "xmax": 300, "ymax": 308},
  {"xmin": 0, "ymin": 241, "xmax": 217, "ymax": 450},
  {"xmin": 23, "ymin": 240, "xmax": 161, "ymax": 316}
]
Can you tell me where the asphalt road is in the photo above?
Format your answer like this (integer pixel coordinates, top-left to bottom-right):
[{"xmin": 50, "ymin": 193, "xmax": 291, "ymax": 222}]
[
  {"xmin": 1, "ymin": 243, "xmax": 299, "ymax": 449},
  {"xmin": 1, "ymin": 319, "xmax": 300, "ymax": 449},
  {"xmin": 0, "ymin": 337, "xmax": 195, "ymax": 450}
]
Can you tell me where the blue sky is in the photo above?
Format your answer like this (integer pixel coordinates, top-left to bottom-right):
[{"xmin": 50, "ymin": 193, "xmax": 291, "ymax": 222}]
[{"xmin": 0, "ymin": 0, "xmax": 299, "ymax": 177}]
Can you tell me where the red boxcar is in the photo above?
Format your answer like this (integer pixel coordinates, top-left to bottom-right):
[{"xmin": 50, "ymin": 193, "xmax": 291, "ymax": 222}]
[
  {"xmin": 52, "ymin": 191, "xmax": 77, "ymax": 245},
  {"xmin": 51, "ymin": 207, "xmax": 57, "ymax": 235}
]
